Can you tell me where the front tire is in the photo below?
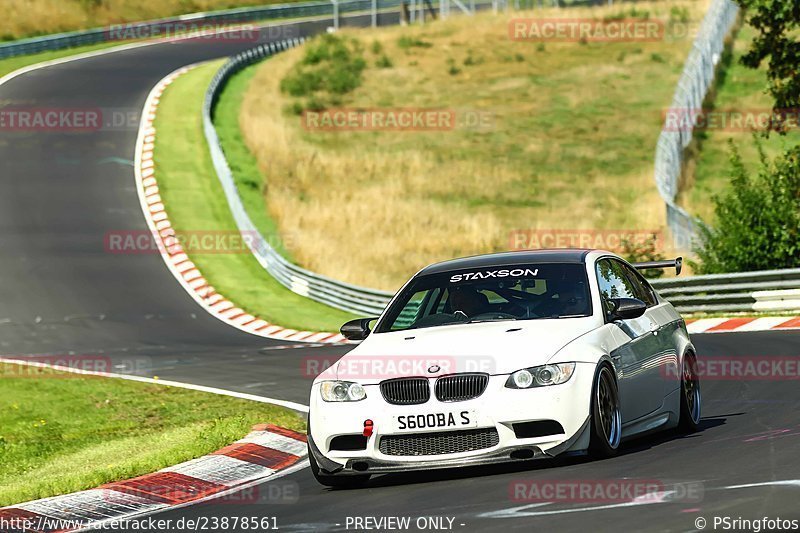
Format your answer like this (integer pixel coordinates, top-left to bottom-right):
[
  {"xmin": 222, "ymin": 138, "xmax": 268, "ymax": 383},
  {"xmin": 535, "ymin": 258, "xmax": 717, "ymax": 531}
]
[
  {"xmin": 309, "ymin": 446, "xmax": 371, "ymax": 488},
  {"xmin": 588, "ymin": 364, "xmax": 622, "ymax": 458},
  {"xmin": 678, "ymin": 353, "xmax": 701, "ymax": 433}
]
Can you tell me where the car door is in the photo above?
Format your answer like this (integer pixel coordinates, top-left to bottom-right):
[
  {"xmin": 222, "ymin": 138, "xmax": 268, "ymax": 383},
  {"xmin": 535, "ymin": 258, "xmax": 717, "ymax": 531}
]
[
  {"xmin": 619, "ymin": 263, "xmax": 680, "ymax": 400},
  {"xmin": 595, "ymin": 258, "xmax": 663, "ymax": 422}
]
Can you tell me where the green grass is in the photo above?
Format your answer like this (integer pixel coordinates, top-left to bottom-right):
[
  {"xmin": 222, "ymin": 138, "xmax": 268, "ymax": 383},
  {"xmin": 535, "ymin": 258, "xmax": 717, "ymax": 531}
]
[
  {"xmin": 0, "ymin": 11, "xmax": 333, "ymax": 80},
  {"xmin": 682, "ymin": 23, "xmax": 800, "ymax": 222},
  {"xmin": 214, "ymin": 63, "xmax": 295, "ymax": 261},
  {"xmin": 0, "ymin": 42, "xmax": 128, "ymax": 79},
  {"xmin": 0, "ymin": 363, "xmax": 304, "ymax": 506},
  {"xmin": 154, "ymin": 61, "xmax": 357, "ymax": 331},
  {"xmin": 0, "ymin": 0, "xmax": 307, "ymax": 42},
  {"xmin": 235, "ymin": 2, "xmax": 707, "ymax": 290}
]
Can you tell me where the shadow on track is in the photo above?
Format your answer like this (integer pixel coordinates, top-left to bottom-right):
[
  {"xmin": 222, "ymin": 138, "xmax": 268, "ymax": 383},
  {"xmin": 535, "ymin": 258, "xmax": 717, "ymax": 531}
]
[{"xmin": 321, "ymin": 414, "xmax": 735, "ymax": 491}]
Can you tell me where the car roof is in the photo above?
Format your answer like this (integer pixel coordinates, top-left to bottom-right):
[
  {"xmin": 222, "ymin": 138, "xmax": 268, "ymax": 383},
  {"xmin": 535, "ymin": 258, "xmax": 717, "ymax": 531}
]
[{"xmin": 417, "ymin": 249, "xmax": 594, "ymax": 276}]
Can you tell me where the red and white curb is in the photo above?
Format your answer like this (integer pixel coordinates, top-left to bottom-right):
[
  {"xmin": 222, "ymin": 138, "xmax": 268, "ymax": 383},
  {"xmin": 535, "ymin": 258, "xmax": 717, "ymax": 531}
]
[
  {"xmin": 134, "ymin": 66, "xmax": 345, "ymax": 344},
  {"xmin": 687, "ymin": 316, "xmax": 800, "ymax": 334},
  {"xmin": 0, "ymin": 425, "xmax": 307, "ymax": 533}
]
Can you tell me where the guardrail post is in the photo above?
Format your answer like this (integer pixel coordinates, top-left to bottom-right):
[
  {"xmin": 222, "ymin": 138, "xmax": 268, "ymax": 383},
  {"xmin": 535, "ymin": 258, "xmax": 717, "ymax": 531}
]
[
  {"xmin": 372, "ymin": 0, "xmax": 377, "ymax": 27},
  {"xmin": 331, "ymin": 0, "xmax": 339, "ymax": 30}
]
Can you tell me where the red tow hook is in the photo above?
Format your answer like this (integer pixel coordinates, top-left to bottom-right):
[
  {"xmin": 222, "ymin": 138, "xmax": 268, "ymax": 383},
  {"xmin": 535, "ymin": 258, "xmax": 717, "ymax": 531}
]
[{"xmin": 363, "ymin": 419, "xmax": 374, "ymax": 437}]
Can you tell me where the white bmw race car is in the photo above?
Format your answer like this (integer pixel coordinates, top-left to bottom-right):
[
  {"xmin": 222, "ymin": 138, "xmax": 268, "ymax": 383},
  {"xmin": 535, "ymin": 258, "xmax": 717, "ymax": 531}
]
[{"xmin": 307, "ymin": 249, "xmax": 701, "ymax": 487}]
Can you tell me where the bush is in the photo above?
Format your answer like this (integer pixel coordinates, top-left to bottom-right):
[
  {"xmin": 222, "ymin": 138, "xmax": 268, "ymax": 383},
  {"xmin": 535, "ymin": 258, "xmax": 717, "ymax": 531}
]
[
  {"xmin": 375, "ymin": 54, "xmax": 393, "ymax": 68},
  {"xmin": 463, "ymin": 54, "xmax": 484, "ymax": 66},
  {"xmin": 446, "ymin": 58, "xmax": 461, "ymax": 76},
  {"xmin": 286, "ymin": 101, "xmax": 305, "ymax": 116},
  {"xmin": 621, "ymin": 235, "xmax": 666, "ymax": 278},
  {"xmin": 280, "ymin": 69, "xmax": 323, "ymax": 97},
  {"xmin": 603, "ymin": 8, "xmax": 649, "ymax": 22},
  {"xmin": 692, "ymin": 141, "xmax": 800, "ymax": 273},
  {"xmin": 280, "ymin": 34, "xmax": 367, "ymax": 103},
  {"xmin": 397, "ymin": 35, "xmax": 432, "ymax": 49},
  {"xmin": 670, "ymin": 6, "xmax": 690, "ymax": 23}
]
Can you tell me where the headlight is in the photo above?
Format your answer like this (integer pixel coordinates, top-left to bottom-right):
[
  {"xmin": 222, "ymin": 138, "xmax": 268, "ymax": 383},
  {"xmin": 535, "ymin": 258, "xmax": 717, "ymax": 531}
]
[
  {"xmin": 505, "ymin": 363, "xmax": 576, "ymax": 389},
  {"xmin": 319, "ymin": 381, "xmax": 367, "ymax": 402}
]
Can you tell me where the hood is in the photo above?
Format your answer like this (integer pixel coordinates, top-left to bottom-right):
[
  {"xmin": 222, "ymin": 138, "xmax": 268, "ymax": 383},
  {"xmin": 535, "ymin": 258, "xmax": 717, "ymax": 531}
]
[{"xmin": 333, "ymin": 317, "xmax": 599, "ymax": 384}]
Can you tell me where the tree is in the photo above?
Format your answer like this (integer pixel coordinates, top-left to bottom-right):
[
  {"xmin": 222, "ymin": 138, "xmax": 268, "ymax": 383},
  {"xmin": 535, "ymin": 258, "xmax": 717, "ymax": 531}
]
[
  {"xmin": 620, "ymin": 235, "xmax": 666, "ymax": 278},
  {"xmin": 737, "ymin": 0, "xmax": 800, "ymax": 133},
  {"xmin": 693, "ymin": 2, "xmax": 800, "ymax": 272},
  {"xmin": 693, "ymin": 141, "xmax": 800, "ymax": 273}
]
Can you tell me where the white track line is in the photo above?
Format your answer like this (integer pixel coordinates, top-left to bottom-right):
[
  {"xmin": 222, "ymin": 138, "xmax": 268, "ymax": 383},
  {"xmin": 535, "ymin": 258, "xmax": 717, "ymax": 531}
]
[
  {"xmin": 0, "ymin": 24, "xmax": 347, "ymax": 344},
  {"xmin": 0, "ymin": 356, "xmax": 309, "ymax": 413},
  {"xmin": 0, "ymin": 23, "xmax": 265, "ymax": 88}
]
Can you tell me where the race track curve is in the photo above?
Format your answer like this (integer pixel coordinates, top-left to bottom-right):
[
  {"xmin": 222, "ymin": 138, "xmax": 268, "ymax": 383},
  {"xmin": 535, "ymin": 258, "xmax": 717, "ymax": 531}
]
[{"xmin": 0, "ymin": 14, "xmax": 393, "ymax": 404}]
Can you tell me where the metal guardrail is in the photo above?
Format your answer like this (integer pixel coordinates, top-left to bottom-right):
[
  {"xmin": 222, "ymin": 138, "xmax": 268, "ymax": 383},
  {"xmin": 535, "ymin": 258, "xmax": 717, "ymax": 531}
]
[
  {"xmin": 0, "ymin": 0, "xmax": 790, "ymax": 318},
  {"xmin": 0, "ymin": 0, "xmax": 737, "ymax": 255},
  {"xmin": 203, "ymin": 41, "xmax": 800, "ymax": 318},
  {"xmin": 200, "ymin": 0, "xmax": 498, "ymax": 316},
  {"xmin": 199, "ymin": 1, "xmax": 799, "ymax": 318},
  {"xmin": 653, "ymin": 0, "xmax": 739, "ymax": 250},
  {"xmin": 0, "ymin": 0, "xmax": 394, "ymax": 59},
  {"xmin": 203, "ymin": 38, "xmax": 396, "ymax": 316},
  {"xmin": 206, "ymin": 40, "xmax": 800, "ymax": 319},
  {"xmin": 650, "ymin": 268, "xmax": 800, "ymax": 314}
]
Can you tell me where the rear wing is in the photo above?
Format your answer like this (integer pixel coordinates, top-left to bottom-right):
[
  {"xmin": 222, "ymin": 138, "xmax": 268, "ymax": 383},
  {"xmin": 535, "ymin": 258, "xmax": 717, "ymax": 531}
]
[{"xmin": 632, "ymin": 257, "xmax": 682, "ymax": 276}]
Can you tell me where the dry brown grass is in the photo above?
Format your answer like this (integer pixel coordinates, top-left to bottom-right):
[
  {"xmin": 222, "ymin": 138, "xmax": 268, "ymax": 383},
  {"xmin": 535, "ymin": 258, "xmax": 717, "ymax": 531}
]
[
  {"xmin": 240, "ymin": 1, "xmax": 708, "ymax": 290},
  {"xmin": 0, "ymin": 0, "xmax": 284, "ymax": 40}
]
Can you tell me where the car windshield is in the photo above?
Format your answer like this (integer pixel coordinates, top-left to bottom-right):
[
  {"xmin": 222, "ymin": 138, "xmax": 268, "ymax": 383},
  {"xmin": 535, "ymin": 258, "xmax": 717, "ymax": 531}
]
[{"xmin": 376, "ymin": 262, "xmax": 592, "ymax": 333}]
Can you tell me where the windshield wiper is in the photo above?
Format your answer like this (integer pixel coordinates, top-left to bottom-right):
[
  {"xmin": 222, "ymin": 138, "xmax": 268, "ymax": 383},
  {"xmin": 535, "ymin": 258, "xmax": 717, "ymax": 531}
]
[{"xmin": 467, "ymin": 316, "xmax": 518, "ymax": 324}]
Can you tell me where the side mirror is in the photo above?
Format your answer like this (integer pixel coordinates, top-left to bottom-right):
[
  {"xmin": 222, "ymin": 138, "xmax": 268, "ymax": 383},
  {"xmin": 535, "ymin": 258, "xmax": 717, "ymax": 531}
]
[
  {"xmin": 340, "ymin": 317, "xmax": 378, "ymax": 341},
  {"xmin": 608, "ymin": 298, "xmax": 647, "ymax": 321}
]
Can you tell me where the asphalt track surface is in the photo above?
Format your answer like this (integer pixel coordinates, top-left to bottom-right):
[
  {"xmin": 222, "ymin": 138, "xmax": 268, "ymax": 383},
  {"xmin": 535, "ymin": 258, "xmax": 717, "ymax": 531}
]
[
  {"xmin": 1, "ymin": 12, "xmax": 799, "ymax": 533},
  {"xmin": 0, "ymin": 14, "xmax": 391, "ymax": 404}
]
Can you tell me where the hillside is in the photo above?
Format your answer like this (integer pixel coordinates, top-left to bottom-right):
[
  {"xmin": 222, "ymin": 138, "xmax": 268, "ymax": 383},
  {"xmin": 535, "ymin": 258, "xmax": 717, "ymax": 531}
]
[
  {"xmin": 237, "ymin": 1, "xmax": 709, "ymax": 290},
  {"xmin": 680, "ymin": 23, "xmax": 800, "ymax": 222},
  {"xmin": 0, "ymin": 0, "xmax": 290, "ymax": 41}
]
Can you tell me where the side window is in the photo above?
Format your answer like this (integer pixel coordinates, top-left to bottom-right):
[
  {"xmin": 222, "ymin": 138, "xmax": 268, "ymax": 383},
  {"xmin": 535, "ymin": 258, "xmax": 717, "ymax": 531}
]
[
  {"xmin": 638, "ymin": 275, "xmax": 660, "ymax": 307},
  {"xmin": 391, "ymin": 290, "xmax": 427, "ymax": 330},
  {"xmin": 620, "ymin": 264, "xmax": 658, "ymax": 307},
  {"xmin": 596, "ymin": 259, "xmax": 638, "ymax": 318},
  {"xmin": 596, "ymin": 259, "xmax": 637, "ymax": 299}
]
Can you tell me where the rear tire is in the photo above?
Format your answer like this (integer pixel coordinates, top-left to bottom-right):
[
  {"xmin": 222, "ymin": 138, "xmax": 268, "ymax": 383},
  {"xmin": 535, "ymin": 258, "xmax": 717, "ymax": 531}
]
[
  {"xmin": 309, "ymin": 446, "xmax": 371, "ymax": 488},
  {"xmin": 588, "ymin": 364, "xmax": 622, "ymax": 459},
  {"xmin": 678, "ymin": 353, "xmax": 701, "ymax": 433}
]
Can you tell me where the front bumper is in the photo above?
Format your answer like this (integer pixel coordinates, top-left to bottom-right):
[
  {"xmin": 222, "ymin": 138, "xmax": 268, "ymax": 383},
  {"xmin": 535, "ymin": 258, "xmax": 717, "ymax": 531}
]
[
  {"xmin": 308, "ymin": 417, "xmax": 590, "ymax": 475},
  {"xmin": 308, "ymin": 363, "xmax": 595, "ymax": 476}
]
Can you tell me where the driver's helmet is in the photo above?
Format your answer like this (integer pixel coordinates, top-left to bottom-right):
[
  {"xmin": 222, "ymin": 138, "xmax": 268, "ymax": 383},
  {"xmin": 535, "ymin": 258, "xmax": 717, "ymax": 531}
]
[
  {"xmin": 449, "ymin": 286, "xmax": 490, "ymax": 317},
  {"xmin": 554, "ymin": 280, "xmax": 587, "ymax": 312}
]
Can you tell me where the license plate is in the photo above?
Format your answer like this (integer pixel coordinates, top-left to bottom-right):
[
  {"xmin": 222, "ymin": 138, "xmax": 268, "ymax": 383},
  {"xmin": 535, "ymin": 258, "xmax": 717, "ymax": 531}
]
[{"xmin": 393, "ymin": 410, "xmax": 477, "ymax": 432}]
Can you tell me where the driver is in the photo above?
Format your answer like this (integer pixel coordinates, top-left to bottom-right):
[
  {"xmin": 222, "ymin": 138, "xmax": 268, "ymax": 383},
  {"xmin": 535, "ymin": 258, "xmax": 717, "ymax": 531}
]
[
  {"xmin": 449, "ymin": 287, "xmax": 490, "ymax": 318},
  {"xmin": 557, "ymin": 283, "xmax": 588, "ymax": 316}
]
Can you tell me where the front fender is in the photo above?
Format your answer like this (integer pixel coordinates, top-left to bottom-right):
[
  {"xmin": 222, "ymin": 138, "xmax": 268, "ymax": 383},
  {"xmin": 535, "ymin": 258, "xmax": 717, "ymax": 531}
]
[{"xmin": 546, "ymin": 323, "xmax": 626, "ymax": 372}]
